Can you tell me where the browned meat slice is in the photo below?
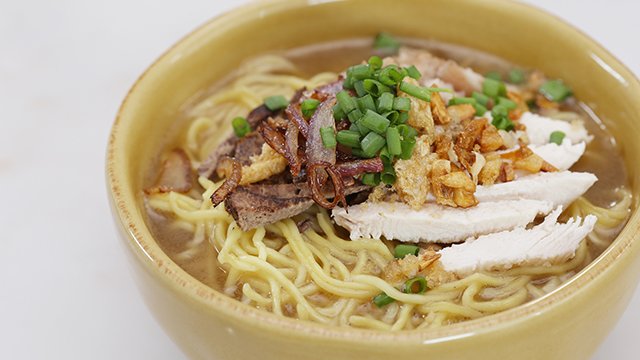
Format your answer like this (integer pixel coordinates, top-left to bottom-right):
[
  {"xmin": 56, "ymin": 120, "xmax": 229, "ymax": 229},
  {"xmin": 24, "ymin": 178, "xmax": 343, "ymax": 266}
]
[
  {"xmin": 197, "ymin": 133, "xmax": 265, "ymax": 179},
  {"xmin": 226, "ymin": 183, "xmax": 369, "ymax": 230},
  {"xmin": 145, "ymin": 149, "xmax": 193, "ymax": 194},
  {"xmin": 232, "ymin": 133, "xmax": 265, "ymax": 165}
]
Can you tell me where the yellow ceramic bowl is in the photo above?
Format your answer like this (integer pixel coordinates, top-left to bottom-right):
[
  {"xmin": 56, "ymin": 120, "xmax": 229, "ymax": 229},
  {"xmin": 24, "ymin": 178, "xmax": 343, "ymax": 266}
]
[{"xmin": 107, "ymin": 0, "xmax": 640, "ymax": 359}]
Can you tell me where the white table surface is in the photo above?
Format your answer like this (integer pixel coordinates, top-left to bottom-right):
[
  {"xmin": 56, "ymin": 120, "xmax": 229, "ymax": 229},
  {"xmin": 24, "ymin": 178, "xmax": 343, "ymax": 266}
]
[{"xmin": 1, "ymin": 1, "xmax": 638, "ymax": 359}]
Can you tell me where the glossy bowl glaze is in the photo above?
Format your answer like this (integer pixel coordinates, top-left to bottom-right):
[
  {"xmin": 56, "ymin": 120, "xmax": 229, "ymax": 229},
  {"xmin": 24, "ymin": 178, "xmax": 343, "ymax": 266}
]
[{"xmin": 106, "ymin": 0, "xmax": 640, "ymax": 359}]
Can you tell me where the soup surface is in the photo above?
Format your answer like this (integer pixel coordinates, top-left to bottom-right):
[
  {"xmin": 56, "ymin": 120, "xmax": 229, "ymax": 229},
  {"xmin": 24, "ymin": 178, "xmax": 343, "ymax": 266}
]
[{"xmin": 144, "ymin": 37, "xmax": 631, "ymax": 330}]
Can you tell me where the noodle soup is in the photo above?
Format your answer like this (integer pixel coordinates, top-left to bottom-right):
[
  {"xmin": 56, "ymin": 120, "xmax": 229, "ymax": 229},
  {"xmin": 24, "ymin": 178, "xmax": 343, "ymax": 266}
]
[{"xmin": 143, "ymin": 36, "xmax": 630, "ymax": 330}]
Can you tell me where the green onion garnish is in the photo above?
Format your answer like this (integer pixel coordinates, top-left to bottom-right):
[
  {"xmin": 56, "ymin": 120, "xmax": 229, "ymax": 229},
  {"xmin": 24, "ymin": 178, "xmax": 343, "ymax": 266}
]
[
  {"xmin": 405, "ymin": 65, "xmax": 422, "ymax": 80},
  {"xmin": 403, "ymin": 277, "xmax": 428, "ymax": 294},
  {"xmin": 347, "ymin": 108, "xmax": 364, "ymax": 124},
  {"xmin": 349, "ymin": 64, "xmax": 373, "ymax": 80},
  {"xmin": 381, "ymin": 159, "xmax": 396, "ymax": 185},
  {"xmin": 353, "ymin": 81, "xmax": 367, "ymax": 97},
  {"xmin": 301, "ymin": 99, "xmax": 321, "ymax": 118},
  {"xmin": 320, "ymin": 127, "xmax": 336, "ymax": 149},
  {"xmin": 264, "ymin": 95, "xmax": 289, "ymax": 111},
  {"xmin": 392, "ymin": 97, "xmax": 411, "ymax": 112},
  {"xmin": 361, "ymin": 173, "xmax": 381, "ymax": 186},
  {"xmin": 377, "ymin": 92, "xmax": 394, "ymax": 113},
  {"xmin": 231, "ymin": 117, "xmax": 251, "ymax": 138},
  {"xmin": 397, "ymin": 124, "xmax": 418, "ymax": 140},
  {"xmin": 354, "ymin": 119, "xmax": 371, "ymax": 136},
  {"xmin": 399, "ymin": 138, "xmax": 416, "ymax": 160},
  {"xmin": 399, "ymin": 81, "xmax": 431, "ymax": 102},
  {"xmin": 549, "ymin": 131, "xmax": 566, "ymax": 145},
  {"xmin": 368, "ymin": 55, "xmax": 383, "ymax": 70},
  {"xmin": 448, "ymin": 97, "xmax": 476, "ymax": 106},
  {"xmin": 473, "ymin": 103, "xmax": 488, "ymax": 116},
  {"xmin": 373, "ymin": 32, "xmax": 401, "ymax": 53},
  {"xmin": 394, "ymin": 244, "xmax": 420, "ymax": 259},
  {"xmin": 336, "ymin": 130, "xmax": 361, "ymax": 148},
  {"xmin": 497, "ymin": 97, "xmax": 517, "ymax": 110},
  {"xmin": 363, "ymin": 79, "xmax": 392, "ymax": 97},
  {"xmin": 386, "ymin": 127, "xmax": 402, "ymax": 156},
  {"xmin": 360, "ymin": 132, "xmax": 386, "ymax": 158},
  {"xmin": 397, "ymin": 111, "xmax": 409, "ymax": 124},
  {"xmin": 336, "ymin": 90, "xmax": 358, "ymax": 115},
  {"xmin": 373, "ymin": 292, "xmax": 396, "ymax": 308},
  {"xmin": 539, "ymin": 79, "xmax": 572, "ymax": 102},
  {"xmin": 333, "ymin": 103, "xmax": 346, "ymax": 121},
  {"xmin": 472, "ymin": 91, "xmax": 490, "ymax": 106},
  {"xmin": 485, "ymin": 71, "xmax": 502, "ymax": 81},
  {"xmin": 482, "ymin": 78, "xmax": 507, "ymax": 99},
  {"xmin": 508, "ymin": 69, "xmax": 525, "ymax": 84},
  {"xmin": 491, "ymin": 116, "xmax": 515, "ymax": 131},
  {"xmin": 361, "ymin": 110, "xmax": 391, "ymax": 134},
  {"xmin": 357, "ymin": 94, "xmax": 377, "ymax": 113}
]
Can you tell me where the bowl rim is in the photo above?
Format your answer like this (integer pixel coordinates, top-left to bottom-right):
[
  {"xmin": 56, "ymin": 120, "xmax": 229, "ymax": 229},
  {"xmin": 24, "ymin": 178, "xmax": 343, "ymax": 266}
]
[{"xmin": 107, "ymin": 0, "xmax": 640, "ymax": 344}]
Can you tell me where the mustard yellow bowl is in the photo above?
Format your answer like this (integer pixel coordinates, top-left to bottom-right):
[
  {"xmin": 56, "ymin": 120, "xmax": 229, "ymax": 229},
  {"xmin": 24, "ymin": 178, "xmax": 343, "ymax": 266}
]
[{"xmin": 107, "ymin": 0, "xmax": 640, "ymax": 359}]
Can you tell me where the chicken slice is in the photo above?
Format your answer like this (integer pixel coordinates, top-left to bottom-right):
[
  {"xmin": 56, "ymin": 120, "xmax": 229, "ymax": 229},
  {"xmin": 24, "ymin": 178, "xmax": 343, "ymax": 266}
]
[
  {"xmin": 332, "ymin": 199, "xmax": 553, "ymax": 243},
  {"xmin": 438, "ymin": 207, "xmax": 596, "ymax": 275},
  {"xmin": 519, "ymin": 112, "xmax": 592, "ymax": 145},
  {"xmin": 529, "ymin": 140, "xmax": 586, "ymax": 171}
]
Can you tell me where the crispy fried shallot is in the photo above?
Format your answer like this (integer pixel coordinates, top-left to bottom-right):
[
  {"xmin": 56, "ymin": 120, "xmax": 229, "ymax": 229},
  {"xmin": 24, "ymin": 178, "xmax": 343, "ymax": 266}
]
[
  {"xmin": 307, "ymin": 162, "xmax": 347, "ymax": 209},
  {"xmin": 210, "ymin": 157, "xmax": 242, "ymax": 206},
  {"xmin": 335, "ymin": 158, "xmax": 384, "ymax": 178}
]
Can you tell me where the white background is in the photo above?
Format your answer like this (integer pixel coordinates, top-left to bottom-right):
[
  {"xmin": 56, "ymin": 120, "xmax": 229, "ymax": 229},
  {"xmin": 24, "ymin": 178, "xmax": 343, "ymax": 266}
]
[{"xmin": 1, "ymin": 1, "xmax": 638, "ymax": 359}]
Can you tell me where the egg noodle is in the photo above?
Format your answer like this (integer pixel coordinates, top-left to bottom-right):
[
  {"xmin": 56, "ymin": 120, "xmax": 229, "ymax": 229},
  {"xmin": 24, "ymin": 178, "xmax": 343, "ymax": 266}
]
[{"xmin": 146, "ymin": 55, "xmax": 631, "ymax": 330}]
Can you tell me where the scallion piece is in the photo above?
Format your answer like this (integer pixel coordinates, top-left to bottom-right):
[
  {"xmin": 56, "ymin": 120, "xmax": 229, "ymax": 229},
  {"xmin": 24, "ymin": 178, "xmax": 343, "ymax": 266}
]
[
  {"xmin": 301, "ymin": 99, "xmax": 320, "ymax": 118},
  {"xmin": 405, "ymin": 65, "xmax": 422, "ymax": 80},
  {"xmin": 491, "ymin": 104, "xmax": 509, "ymax": 119},
  {"xmin": 485, "ymin": 71, "xmax": 502, "ymax": 81},
  {"xmin": 264, "ymin": 95, "xmax": 289, "ymax": 111},
  {"xmin": 508, "ymin": 69, "xmax": 526, "ymax": 84},
  {"xmin": 373, "ymin": 32, "xmax": 401, "ymax": 53},
  {"xmin": 497, "ymin": 97, "xmax": 517, "ymax": 110},
  {"xmin": 347, "ymin": 108, "xmax": 364, "ymax": 124},
  {"xmin": 399, "ymin": 138, "xmax": 416, "ymax": 160},
  {"xmin": 386, "ymin": 127, "xmax": 402, "ymax": 156},
  {"xmin": 397, "ymin": 124, "xmax": 418, "ymax": 140},
  {"xmin": 399, "ymin": 81, "xmax": 431, "ymax": 102},
  {"xmin": 361, "ymin": 173, "xmax": 381, "ymax": 186},
  {"xmin": 394, "ymin": 244, "xmax": 420, "ymax": 259},
  {"xmin": 539, "ymin": 79, "xmax": 572, "ymax": 102},
  {"xmin": 448, "ymin": 97, "xmax": 476, "ymax": 106},
  {"xmin": 337, "ymin": 90, "xmax": 357, "ymax": 115},
  {"xmin": 492, "ymin": 115, "xmax": 515, "ymax": 131},
  {"xmin": 363, "ymin": 79, "xmax": 392, "ymax": 97},
  {"xmin": 482, "ymin": 78, "xmax": 507, "ymax": 99},
  {"xmin": 368, "ymin": 55, "xmax": 383, "ymax": 70},
  {"xmin": 343, "ymin": 76, "xmax": 354, "ymax": 90},
  {"xmin": 336, "ymin": 130, "xmax": 361, "ymax": 148},
  {"xmin": 377, "ymin": 92, "xmax": 394, "ymax": 113},
  {"xmin": 320, "ymin": 127, "xmax": 336, "ymax": 149},
  {"xmin": 392, "ymin": 97, "xmax": 411, "ymax": 111},
  {"xmin": 354, "ymin": 120, "xmax": 371, "ymax": 136},
  {"xmin": 378, "ymin": 65, "xmax": 406, "ymax": 86},
  {"xmin": 353, "ymin": 81, "xmax": 367, "ymax": 97},
  {"xmin": 361, "ymin": 110, "xmax": 391, "ymax": 134},
  {"xmin": 403, "ymin": 277, "xmax": 428, "ymax": 294},
  {"xmin": 379, "ymin": 146, "xmax": 393, "ymax": 164},
  {"xmin": 231, "ymin": 117, "xmax": 251, "ymax": 138},
  {"xmin": 397, "ymin": 111, "xmax": 409, "ymax": 124},
  {"xmin": 472, "ymin": 91, "xmax": 490, "ymax": 106},
  {"xmin": 349, "ymin": 64, "xmax": 372, "ymax": 80},
  {"xmin": 333, "ymin": 103, "xmax": 345, "ymax": 121},
  {"xmin": 381, "ymin": 159, "xmax": 396, "ymax": 185},
  {"xmin": 360, "ymin": 132, "xmax": 386, "ymax": 158},
  {"xmin": 373, "ymin": 292, "xmax": 396, "ymax": 308},
  {"xmin": 473, "ymin": 103, "xmax": 488, "ymax": 116},
  {"xmin": 382, "ymin": 111, "xmax": 399, "ymax": 124},
  {"xmin": 549, "ymin": 131, "xmax": 566, "ymax": 145},
  {"xmin": 357, "ymin": 94, "xmax": 377, "ymax": 113}
]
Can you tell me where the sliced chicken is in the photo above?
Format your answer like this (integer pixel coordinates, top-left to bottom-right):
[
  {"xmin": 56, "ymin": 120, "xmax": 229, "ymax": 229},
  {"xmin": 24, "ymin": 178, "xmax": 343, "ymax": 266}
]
[
  {"xmin": 332, "ymin": 199, "xmax": 553, "ymax": 243},
  {"xmin": 475, "ymin": 171, "xmax": 597, "ymax": 207},
  {"xmin": 438, "ymin": 207, "xmax": 596, "ymax": 275},
  {"xmin": 519, "ymin": 112, "xmax": 592, "ymax": 145},
  {"xmin": 529, "ymin": 140, "xmax": 586, "ymax": 170}
]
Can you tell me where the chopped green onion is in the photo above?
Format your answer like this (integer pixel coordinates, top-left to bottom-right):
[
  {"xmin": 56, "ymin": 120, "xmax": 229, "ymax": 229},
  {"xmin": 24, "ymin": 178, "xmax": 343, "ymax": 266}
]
[
  {"xmin": 399, "ymin": 138, "xmax": 416, "ymax": 160},
  {"xmin": 336, "ymin": 91, "xmax": 357, "ymax": 115},
  {"xmin": 491, "ymin": 104, "xmax": 509, "ymax": 119},
  {"xmin": 399, "ymin": 81, "xmax": 431, "ymax": 102},
  {"xmin": 508, "ymin": 69, "xmax": 526, "ymax": 84},
  {"xmin": 361, "ymin": 173, "xmax": 381, "ymax": 186},
  {"xmin": 485, "ymin": 71, "xmax": 502, "ymax": 81},
  {"xmin": 354, "ymin": 120, "xmax": 371, "ymax": 136},
  {"xmin": 343, "ymin": 76, "xmax": 354, "ymax": 90},
  {"xmin": 448, "ymin": 97, "xmax": 476, "ymax": 106},
  {"xmin": 549, "ymin": 131, "xmax": 566, "ymax": 145},
  {"xmin": 379, "ymin": 146, "xmax": 393, "ymax": 163},
  {"xmin": 482, "ymin": 78, "xmax": 507, "ymax": 99},
  {"xmin": 382, "ymin": 111, "xmax": 399, "ymax": 123},
  {"xmin": 264, "ymin": 95, "xmax": 289, "ymax": 111},
  {"xmin": 373, "ymin": 292, "xmax": 396, "ymax": 308},
  {"xmin": 347, "ymin": 108, "xmax": 364, "ymax": 124},
  {"xmin": 397, "ymin": 124, "xmax": 418, "ymax": 140},
  {"xmin": 381, "ymin": 159, "xmax": 396, "ymax": 185},
  {"xmin": 405, "ymin": 65, "xmax": 422, "ymax": 80},
  {"xmin": 363, "ymin": 79, "xmax": 392, "ymax": 97},
  {"xmin": 473, "ymin": 103, "xmax": 488, "ymax": 116},
  {"xmin": 231, "ymin": 117, "xmax": 251, "ymax": 138},
  {"xmin": 353, "ymin": 81, "xmax": 367, "ymax": 97},
  {"xmin": 320, "ymin": 127, "xmax": 336, "ymax": 149},
  {"xmin": 357, "ymin": 94, "xmax": 377, "ymax": 113},
  {"xmin": 397, "ymin": 111, "xmax": 409, "ymax": 124},
  {"xmin": 403, "ymin": 277, "xmax": 428, "ymax": 294},
  {"xmin": 360, "ymin": 132, "xmax": 386, "ymax": 158},
  {"xmin": 361, "ymin": 110, "xmax": 391, "ymax": 134},
  {"xmin": 497, "ymin": 97, "xmax": 517, "ymax": 110},
  {"xmin": 492, "ymin": 115, "xmax": 515, "ymax": 131},
  {"xmin": 368, "ymin": 55, "xmax": 383, "ymax": 70},
  {"xmin": 539, "ymin": 79, "xmax": 572, "ymax": 102},
  {"xmin": 349, "ymin": 64, "xmax": 372, "ymax": 80},
  {"xmin": 377, "ymin": 93, "xmax": 395, "ymax": 113},
  {"xmin": 301, "ymin": 99, "xmax": 320, "ymax": 118},
  {"xmin": 472, "ymin": 91, "xmax": 491, "ymax": 106},
  {"xmin": 386, "ymin": 127, "xmax": 402, "ymax": 156},
  {"xmin": 378, "ymin": 65, "xmax": 406, "ymax": 86},
  {"xmin": 336, "ymin": 130, "xmax": 361, "ymax": 148},
  {"xmin": 394, "ymin": 244, "xmax": 420, "ymax": 259},
  {"xmin": 373, "ymin": 32, "xmax": 401, "ymax": 53},
  {"xmin": 333, "ymin": 103, "xmax": 345, "ymax": 121},
  {"xmin": 393, "ymin": 97, "xmax": 411, "ymax": 111}
]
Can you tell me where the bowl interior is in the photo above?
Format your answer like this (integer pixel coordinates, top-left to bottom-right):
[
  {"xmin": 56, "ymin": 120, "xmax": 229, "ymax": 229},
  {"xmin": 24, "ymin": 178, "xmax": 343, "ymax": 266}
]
[{"xmin": 108, "ymin": 0, "xmax": 640, "ymax": 344}]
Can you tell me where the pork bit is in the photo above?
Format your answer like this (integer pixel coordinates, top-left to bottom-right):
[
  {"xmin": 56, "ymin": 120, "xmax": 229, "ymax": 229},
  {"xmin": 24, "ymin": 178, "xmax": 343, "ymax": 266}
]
[{"xmin": 145, "ymin": 149, "xmax": 194, "ymax": 194}]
